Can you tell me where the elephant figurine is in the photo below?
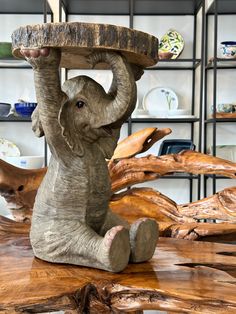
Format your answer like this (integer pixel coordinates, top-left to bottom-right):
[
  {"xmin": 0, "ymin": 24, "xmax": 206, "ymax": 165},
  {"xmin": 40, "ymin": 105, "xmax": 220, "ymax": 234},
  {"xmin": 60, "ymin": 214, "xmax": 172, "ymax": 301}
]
[{"xmin": 20, "ymin": 47, "xmax": 158, "ymax": 272}]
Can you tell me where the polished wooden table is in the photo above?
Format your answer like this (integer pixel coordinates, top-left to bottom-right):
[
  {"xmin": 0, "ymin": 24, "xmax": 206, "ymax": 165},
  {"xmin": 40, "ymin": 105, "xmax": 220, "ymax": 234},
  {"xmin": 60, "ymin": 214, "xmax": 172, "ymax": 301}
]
[{"xmin": 1, "ymin": 215, "xmax": 236, "ymax": 314}]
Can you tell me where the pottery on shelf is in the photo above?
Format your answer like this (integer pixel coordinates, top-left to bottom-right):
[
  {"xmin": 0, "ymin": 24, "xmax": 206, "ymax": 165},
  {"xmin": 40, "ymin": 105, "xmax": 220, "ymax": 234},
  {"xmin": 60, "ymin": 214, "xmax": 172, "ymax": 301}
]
[
  {"xmin": 159, "ymin": 29, "xmax": 184, "ymax": 60},
  {"xmin": 214, "ymin": 103, "xmax": 236, "ymax": 113},
  {"xmin": 14, "ymin": 102, "xmax": 37, "ymax": 117},
  {"xmin": 220, "ymin": 41, "xmax": 236, "ymax": 59},
  {"xmin": 0, "ymin": 103, "xmax": 11, "ymax": 117},
  {"xmin": 0, "ymin": 42, "xmax": 12, "ymax": 58}
]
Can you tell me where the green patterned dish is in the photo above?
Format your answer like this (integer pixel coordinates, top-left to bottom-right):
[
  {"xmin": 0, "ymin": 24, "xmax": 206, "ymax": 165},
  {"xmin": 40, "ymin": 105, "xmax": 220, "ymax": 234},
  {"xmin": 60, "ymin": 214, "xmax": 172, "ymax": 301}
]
[
  {"xmin": 159, "ymin": 29, "xmax": 184, "ymax": 59},
  {"xmin": 0, "ymin": 42, "xmax": 12, "ymax": 58}
]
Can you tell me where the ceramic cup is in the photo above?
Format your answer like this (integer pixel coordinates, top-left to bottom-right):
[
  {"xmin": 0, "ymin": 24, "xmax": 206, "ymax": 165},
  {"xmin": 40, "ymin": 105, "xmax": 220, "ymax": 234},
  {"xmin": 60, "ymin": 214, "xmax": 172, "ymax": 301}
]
[
  {"xmin": 215, "ymin": 103, "xmax": 236, "ymax": 113},
  {"xmin": 220, "ymin": 41, "xmax": 236, "ymax": 59}
]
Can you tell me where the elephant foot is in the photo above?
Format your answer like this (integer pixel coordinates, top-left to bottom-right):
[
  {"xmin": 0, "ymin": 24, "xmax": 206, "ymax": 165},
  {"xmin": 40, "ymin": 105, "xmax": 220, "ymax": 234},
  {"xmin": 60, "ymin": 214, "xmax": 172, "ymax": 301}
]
[
  {"xmin": 99, "ymin": 225, "xmax": 130, "ymax": 272},
  {"xmin": 129, "ymin": 218, "xmax": 159, "ymax": 263}
]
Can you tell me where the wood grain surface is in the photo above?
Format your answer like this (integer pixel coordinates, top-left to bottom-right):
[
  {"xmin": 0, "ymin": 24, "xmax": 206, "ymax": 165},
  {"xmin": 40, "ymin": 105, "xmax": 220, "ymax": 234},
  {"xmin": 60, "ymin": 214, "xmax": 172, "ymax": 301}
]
[
  {"xmin": 1, "ymin": 215, "xmax": 236, "ymax": 313},
  {"xmin": 12, "ymin": 22, "xmax": 159, "ymax": 69}
]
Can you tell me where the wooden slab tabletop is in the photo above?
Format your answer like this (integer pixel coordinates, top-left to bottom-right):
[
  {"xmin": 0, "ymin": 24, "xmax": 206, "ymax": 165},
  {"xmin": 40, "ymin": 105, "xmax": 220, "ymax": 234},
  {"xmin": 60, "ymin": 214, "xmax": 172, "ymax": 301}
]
[
  {"xmin": 11, "ymin": 22, "xmax": 158, "ymax": 69},
  {"xmin": 1, "ymin": 216, "xmax": 236, "ymax": 313}
]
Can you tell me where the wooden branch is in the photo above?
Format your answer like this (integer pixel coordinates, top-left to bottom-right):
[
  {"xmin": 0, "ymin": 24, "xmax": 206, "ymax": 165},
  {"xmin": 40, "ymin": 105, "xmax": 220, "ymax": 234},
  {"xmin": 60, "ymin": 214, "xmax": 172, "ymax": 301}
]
[
  {"xmin": 111, "ymin": 186, "xmax": 236, "ymax": 241},
  {"xmin": 1, "ymin": 222, "xmax": 236, "ymax": 313},
  {"xmin": 0, "ymin": 159, "xmax": 46, "ymax": 222},
  {"xmin": 0, "ymin": 215, "xmax": 29, "ymax": 236},
  {"xmin": 110, "ymin": 127, "xmax": 171, "ymax": 161},
  {"xmin": 162, "ymin": 222, "xmax": 236, "ymax": 241},
  {"xmin": 110, "ymin": 151, "xmax": 236, "ymax": 192},
  {"xmin": 178, "ymin": 186, "xmax": 236, "ymax": 222}
]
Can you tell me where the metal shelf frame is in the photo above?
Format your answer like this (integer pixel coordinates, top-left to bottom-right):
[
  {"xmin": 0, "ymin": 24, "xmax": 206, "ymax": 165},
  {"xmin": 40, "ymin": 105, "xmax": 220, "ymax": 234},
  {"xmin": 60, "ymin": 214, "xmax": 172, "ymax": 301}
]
[
  {"xmin": 0, "ymin": 0, "xmax": 205, "ymax": 203},
  {"xmin": 0, "ymin": 0, "xmax": 50, "ymax": 167},
  {"xmin": 204, "ymin": 0, "xmax": 236, "ymax": 197}
]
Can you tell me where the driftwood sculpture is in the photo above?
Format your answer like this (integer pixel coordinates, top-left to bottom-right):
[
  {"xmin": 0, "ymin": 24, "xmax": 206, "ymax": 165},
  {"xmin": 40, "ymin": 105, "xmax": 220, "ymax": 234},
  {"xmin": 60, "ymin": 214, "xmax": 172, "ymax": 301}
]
[
  {"xmin": 2, "ymin": 123, "xmax": 236, "ymax": 241},
  {"xmin": 10, "ymin": 22, "xmax": 161, "ymax": 272},
  {"xmin": 2, "ymin": 126, "xmax": 236, "ymax": 241},
  {"xmin": 111, "ymin": 186, "xmax": 236, "ymax": 241}
]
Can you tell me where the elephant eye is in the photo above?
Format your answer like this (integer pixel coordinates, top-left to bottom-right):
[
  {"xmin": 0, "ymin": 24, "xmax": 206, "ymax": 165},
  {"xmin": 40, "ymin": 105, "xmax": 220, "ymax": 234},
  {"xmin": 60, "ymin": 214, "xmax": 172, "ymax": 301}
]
[{"xmin": 76, "ymin": 100, "xmax": 85, "ymax": 109}]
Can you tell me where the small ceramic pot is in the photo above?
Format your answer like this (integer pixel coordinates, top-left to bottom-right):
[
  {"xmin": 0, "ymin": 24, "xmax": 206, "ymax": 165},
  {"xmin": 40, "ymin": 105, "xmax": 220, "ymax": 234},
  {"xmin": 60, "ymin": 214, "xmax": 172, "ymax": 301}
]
[
  {"xmin": 215, "ymin": 103, "xmax": 236, "ymax": 113},
  {"xmin": 14, "ymin": 102, "xmax": 37, "ymax": 117},
  {"xmin": 220, "ymin": 41, "xmax": 236, "ymax": 59},
  {"xmin": 0, "ymin": 103, "xmax": 11, "ymax": 117}
]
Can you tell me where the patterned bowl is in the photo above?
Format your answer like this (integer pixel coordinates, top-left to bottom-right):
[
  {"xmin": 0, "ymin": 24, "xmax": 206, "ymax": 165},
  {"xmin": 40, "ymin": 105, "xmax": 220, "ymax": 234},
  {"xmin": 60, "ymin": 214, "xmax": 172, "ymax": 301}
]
[
  {"xmin": 14, "ymin": 102, "xmax": 37, "ymax": 117},
  {"xmin": 220, "ymin": 41, "xmax": 236, "ymax": 59}
]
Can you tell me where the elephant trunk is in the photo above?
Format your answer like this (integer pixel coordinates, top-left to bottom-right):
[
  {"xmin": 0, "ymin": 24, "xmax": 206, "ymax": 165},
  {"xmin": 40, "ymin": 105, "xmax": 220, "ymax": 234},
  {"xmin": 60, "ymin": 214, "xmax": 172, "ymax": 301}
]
[{"xmin": 89, "ymin": 52, "xmax": 137, "ymax": 128}]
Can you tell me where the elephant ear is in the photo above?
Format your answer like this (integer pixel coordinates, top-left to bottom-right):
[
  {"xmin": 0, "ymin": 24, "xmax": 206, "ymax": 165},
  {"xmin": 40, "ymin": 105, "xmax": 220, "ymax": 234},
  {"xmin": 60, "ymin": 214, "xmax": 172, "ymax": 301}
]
[
  {"xmin": 31, "ymin": 106, "xmax": 44, "ymax": 137},
  {"xmin": 58, "ymin": 101, "xmax": 84, "ymax": 156}
]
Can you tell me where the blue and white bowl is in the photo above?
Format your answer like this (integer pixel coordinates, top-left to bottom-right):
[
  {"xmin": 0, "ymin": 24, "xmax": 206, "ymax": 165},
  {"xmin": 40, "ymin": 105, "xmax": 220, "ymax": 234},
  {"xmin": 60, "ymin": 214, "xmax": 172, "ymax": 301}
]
[
  {"xmin": 220, "ymin": 41, "xmax": 236, "ymax": 59},
  {"xmin": 14, "ymin": 102, "xmax": 37, "ymax": 117}
]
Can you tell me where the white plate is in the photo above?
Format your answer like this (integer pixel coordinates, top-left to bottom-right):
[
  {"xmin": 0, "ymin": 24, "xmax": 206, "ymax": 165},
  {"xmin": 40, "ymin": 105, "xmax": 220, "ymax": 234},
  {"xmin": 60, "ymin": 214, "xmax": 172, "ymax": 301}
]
[
  {"xmin": 167, "ymin": 115, "xmax": 196, "ymax": 118},
  {"xmin": 143, "ymin": 87, "xmax": 178, "ymax": 117},
  {"xmin": 0, "ymin": 138, "xmax": 20, "ymax": 157}
]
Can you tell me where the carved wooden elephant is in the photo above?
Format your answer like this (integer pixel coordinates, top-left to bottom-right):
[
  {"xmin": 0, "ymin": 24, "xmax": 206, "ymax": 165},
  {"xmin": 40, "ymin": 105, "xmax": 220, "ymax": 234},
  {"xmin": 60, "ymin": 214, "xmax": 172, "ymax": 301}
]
[{"xmin": 20, "ymin": 48, "xmax": 158, "ymax": 272}]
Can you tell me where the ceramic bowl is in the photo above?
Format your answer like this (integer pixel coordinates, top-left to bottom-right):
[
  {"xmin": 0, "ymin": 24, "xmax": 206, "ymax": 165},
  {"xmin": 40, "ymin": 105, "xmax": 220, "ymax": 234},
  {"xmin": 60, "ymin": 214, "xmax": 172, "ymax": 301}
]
[
  {"xmin": 3, "ymin": 155, "xmax": 44, "ymax": 169},
  {"xmin": 220, "ymin": 41, "xmax": 236, "ymax": 59},
  {"xmin": 0, "ymin": 103, "xmax": 11, "ymax": 117},
  {"xmin": 215, "ymin": 103, "xmax": 236, "ymax": 113},
  {"xmin": 14, "ymin": 102, "xmax": 37, "ymax": 117}
]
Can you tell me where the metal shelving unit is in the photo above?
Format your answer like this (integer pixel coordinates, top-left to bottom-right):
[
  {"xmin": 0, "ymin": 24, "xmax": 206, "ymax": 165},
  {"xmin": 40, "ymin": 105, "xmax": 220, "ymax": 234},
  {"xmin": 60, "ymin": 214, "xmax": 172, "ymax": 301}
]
[
  {"xmin": 204, "ymin": 0, "xmax": 236, "ymax": 197},
  {"xmin": 0, "ymin": 0, "xmax": 205, "ymax": 203},
  {"xmin": 0, "ymin": 0, "xmax": 51, "ymax": 166}
]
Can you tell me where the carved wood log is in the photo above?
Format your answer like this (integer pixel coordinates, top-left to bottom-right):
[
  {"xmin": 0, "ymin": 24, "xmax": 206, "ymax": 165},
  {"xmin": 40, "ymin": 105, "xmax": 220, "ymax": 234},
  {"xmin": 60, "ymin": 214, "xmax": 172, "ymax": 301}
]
[
  {"xmin": 110, "ymin": 150, "xmax": 236, "ymax": 191},
  {"xmin": 1, "ymin": 217, "xmax": 236, "ymax": 313},
  {"xmin": 12, "ymin": 22, "xmax": 158, "ymax": 69}
]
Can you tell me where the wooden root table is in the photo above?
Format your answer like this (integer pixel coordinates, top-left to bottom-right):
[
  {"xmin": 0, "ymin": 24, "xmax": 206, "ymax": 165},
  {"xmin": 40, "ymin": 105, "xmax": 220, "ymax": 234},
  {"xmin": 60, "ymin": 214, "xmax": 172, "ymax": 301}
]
[{"xmin": 1, "ymin": 216, "xmax": 236, "ymax": 314}]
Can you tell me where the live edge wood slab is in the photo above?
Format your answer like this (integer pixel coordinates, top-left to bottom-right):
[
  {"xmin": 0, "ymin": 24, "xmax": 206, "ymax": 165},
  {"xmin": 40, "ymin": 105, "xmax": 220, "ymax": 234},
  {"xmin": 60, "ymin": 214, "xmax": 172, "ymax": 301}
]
[
  {"xmin": 12, "ymin": 22, "xmax": 158, "ymax": 69},
  {"xmin": 1, "ymin": 215, "xmax": 236, "ymax": 314}
]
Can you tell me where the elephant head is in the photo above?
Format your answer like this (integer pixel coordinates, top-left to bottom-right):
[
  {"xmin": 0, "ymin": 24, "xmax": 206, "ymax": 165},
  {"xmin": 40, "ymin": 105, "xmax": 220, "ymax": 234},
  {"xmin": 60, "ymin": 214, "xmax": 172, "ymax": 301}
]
[{"xmin": 58, "ymin": 51, "xmax": 139, "ymax": 158}]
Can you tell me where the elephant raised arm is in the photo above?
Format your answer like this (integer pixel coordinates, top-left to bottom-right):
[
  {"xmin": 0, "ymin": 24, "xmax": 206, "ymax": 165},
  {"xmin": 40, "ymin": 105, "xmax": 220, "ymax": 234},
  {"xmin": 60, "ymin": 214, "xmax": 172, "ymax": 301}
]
[
  {"xmin": 20, "ymin": 47, "xmax": 158, "ymax": 273},
  {"xmin": 29, "ymin": 49, "xmax": 138, "ymax": 159}
]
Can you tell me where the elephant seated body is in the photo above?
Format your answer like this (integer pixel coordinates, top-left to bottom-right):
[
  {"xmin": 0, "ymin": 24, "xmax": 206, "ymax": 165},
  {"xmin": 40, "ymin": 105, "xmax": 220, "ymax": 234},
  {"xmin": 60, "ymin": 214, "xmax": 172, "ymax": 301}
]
[{"xmin": 21, "ymin": 48, "xmax": 158, "ymax": 272}]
